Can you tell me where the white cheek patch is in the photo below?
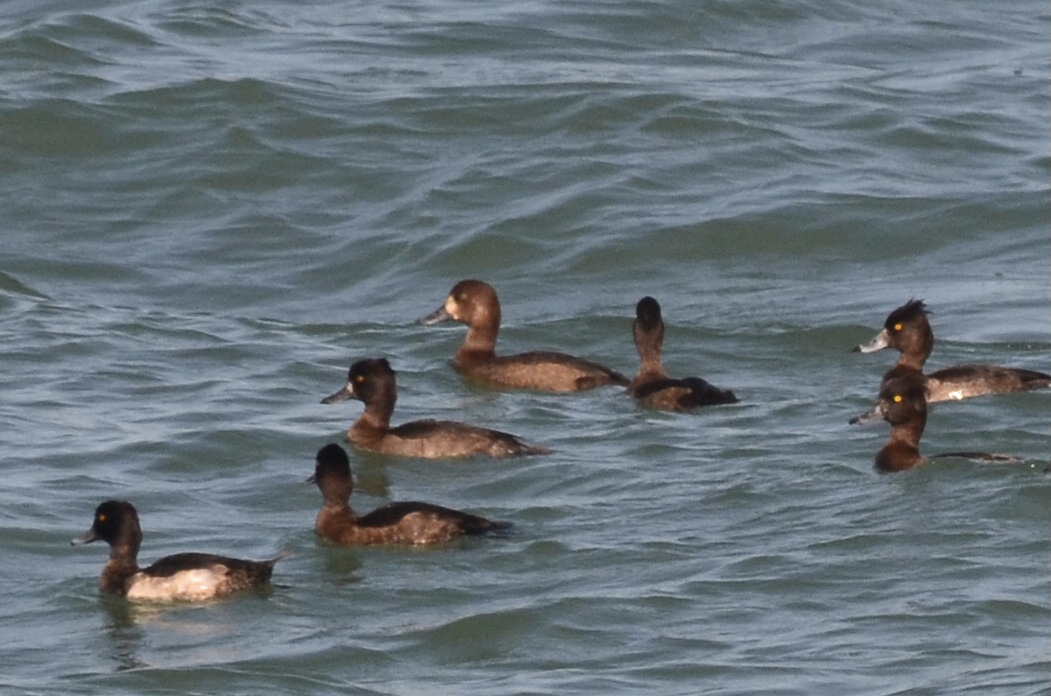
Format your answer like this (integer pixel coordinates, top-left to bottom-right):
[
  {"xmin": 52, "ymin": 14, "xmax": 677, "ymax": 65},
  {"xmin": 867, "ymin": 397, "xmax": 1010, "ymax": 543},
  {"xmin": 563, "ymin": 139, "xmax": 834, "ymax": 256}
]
[
  {"xmin": 948, "ymin": 390, "xmax": 964, "ymax": 400},
  {"xmin": 126, "ymin": 567, "xmax": 227, "ymax": 602}
]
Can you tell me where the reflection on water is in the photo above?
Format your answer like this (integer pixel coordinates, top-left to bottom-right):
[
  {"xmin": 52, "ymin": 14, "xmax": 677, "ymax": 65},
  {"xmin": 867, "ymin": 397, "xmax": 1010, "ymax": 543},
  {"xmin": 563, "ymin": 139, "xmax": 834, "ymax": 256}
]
[
  {"xmin": 97, "ymin": 587, "xmax": 285, "ymax": 673},
  {"xmin": 317, "ymin": 547, "xmax": 365, "ymax": 588},
  {"xmin": 100, "ymin": 596, "xmax": 148, "ymax": 672}
]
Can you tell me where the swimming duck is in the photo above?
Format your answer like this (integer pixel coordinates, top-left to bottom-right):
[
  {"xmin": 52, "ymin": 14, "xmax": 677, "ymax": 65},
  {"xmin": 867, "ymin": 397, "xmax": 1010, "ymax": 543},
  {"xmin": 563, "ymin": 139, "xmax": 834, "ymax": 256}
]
[
  {"xmin": 851, "ymin": 373, "xmax": 1020, "ymax": 472},
  {"xmin": 71, "ymin": 500, "xmax": 284, "ymax": 601},
  {"xmin": 628, "ymin": 296, "xmax": 738, "ymax": 410},
  {"xmin": 851, "ymin": 374, "xmax": 929, "ymax": 472},
  {"xmin": 854, "ymin": 299, "xmax": 1051, "ymax": 402},
  {"xmin": 321, "ymin": 358, "xmax": 551, "ymax": 458},
  {"xmin": 310, "ymin": 443, "xmax": 512, "ymax": 545},
  {"xmin": 418, "ymin": 279, "xmax": 628, "ymax": 392}
]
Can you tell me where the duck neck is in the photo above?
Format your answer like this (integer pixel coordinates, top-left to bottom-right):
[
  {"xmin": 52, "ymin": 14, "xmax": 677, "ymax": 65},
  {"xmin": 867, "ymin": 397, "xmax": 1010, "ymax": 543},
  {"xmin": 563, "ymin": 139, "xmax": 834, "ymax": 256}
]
[
  {"xmin": 875, "ymin": 410, "xmax": 926, "ymax": 472},
  {"xmin": 352, "ymin": 385, "xmax": 396, "ymax": 442},
  {"xmin": 890, "ymin": 407, "xmax": 926, "ymax": 446},
  {"xmin": 632, "ymin": 323, "xmax": 667, "ymax": 385},
  {"xmin": 459, "ymin": 320, "xmax": 498, "ymax": 359},
  {"xmin": 319, "ymin": 497, "xmax": 358, "ymax": 522},
  {"xmin": 896, "ymin": 352, "xmax": 927, "ymax": 371},
  {"xmin": 875, "ymin": 440, "xmax": 924, "ymax": 472},
  {"xmin": 100, "ymin": 537, "xmax": 140, "ymax": 594}
]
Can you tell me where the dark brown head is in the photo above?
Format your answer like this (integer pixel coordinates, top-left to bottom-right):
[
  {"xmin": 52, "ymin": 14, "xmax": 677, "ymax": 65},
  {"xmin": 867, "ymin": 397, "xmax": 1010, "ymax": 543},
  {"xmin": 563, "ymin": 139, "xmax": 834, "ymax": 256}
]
[
  {"xmin": 310, "ymin": 443, "xmax": 355, "ymax": 504},
  {"xmin": 878, "ymin": 374, "xmax": 927, "ymax": 426},
  {"xmin": 71, "ymin": 500, "xmax": 143, "ymax": 557},
  {"xmin": 882, "ymin": 299, "xmax": 927, "ymax": 329},
  {"xmin": 418, "ymin": 279, "xmax": 501, "ymax": 333},
  {"xmin": 850, "ymin": 371, "xmax": 929, "ymax": 427},
  {"xmin": 633, "ymin": 296, "xmax": 665, "ymax": 356},
  {"xmin": 321, "ymin": 358, "xmax": 398, "ymax": 417},
  {"xmin": 854, "ymin": 299, "xmax": 934, "ymax": 367},
  {"xmin": 885, "ymin": 298, "xmax": 931, "ymax": 339}
]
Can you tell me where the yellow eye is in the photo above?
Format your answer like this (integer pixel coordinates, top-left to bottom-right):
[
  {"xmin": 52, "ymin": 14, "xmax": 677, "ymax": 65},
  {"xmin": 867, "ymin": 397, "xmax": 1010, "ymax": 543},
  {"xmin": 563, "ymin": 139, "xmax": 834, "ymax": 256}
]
[
  {"xmin": 98, "ymin": 514, "xmax": 107, "ymax": 522},
  {"xmin": 355, "ymin": 375, "xmax": 364, "ymax": 383},
  {"xmin": 893, "ymin": 323, "xmax": 902, "ymax": 331},
  {"xmin": 893, "ymin": 394, "xmax": 903, "ymax": 403}
]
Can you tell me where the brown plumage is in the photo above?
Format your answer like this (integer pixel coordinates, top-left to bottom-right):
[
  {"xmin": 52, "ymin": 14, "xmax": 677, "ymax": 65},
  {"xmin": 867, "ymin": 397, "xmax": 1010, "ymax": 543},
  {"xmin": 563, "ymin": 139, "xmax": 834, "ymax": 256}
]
[
  {"xmin": 865, "ymin": 374, "xmax": 928, "ymax": 473},
  {"xmin": 627, "ymin": 296, "xmax": 738, "ymax": 411},
  {"xmin": 418, "ymin": 279, "xmax": 629, "ymax": 392},
  {"xmin": 854, "ymin": 299, "xmax": 1051, "ymax": 402},
  {"xmin": 852, "ymin": 373, "xmax": 1023, "ymax": 472},
  {"xmin": 321, "ymin": 358, "xmax": 551, "ymax": 458},
  {"xmin": 309, "ymin": 443, "xmax": 512, "ymax": 546}
]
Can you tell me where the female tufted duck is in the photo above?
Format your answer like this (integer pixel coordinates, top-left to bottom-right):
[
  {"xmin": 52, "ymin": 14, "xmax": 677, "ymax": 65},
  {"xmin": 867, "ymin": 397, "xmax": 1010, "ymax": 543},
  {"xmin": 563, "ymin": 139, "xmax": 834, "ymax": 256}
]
[
  {"xmin": 628, "ymin": 296, "xmax": 738, "ymax": 410},
  {"xmin": 71, "ymin": 500, "xmax": 284, "ymax": 601},
  {"xmin": 854, "ymin": 299, "xmax": 1051, "ymax": 402},
  {"xmin": 321, "ymin": 358, "xmax": 551, "ymax": 458},
  {"xmin": 418, "ymin": 279, "xmax": 628, "ymax": 392},
  {"xmin": 309, "ymin": 443, "xmax": 511, "ymax": 545}
]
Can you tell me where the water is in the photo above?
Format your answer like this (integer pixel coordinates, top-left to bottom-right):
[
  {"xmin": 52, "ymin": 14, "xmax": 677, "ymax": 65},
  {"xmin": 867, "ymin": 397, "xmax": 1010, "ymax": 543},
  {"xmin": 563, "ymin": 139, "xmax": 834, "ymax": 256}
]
[{"xmin": 1, "ymin": 1, "xmax": 1048, "ymax": 694}]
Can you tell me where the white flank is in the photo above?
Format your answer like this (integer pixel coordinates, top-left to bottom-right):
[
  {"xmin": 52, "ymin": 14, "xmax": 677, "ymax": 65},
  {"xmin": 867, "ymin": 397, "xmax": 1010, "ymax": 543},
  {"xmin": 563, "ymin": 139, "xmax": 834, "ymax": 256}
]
[{"xmin": 125, "ymin": 567, "xmax": 227, "ymax": 602}]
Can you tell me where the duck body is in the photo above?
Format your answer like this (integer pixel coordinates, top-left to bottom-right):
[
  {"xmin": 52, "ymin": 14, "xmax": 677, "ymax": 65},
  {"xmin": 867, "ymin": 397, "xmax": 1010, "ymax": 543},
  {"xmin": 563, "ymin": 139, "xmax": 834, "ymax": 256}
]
[
  {"xmin": 452, "ymin": 349, "xmax": 628, "ymax": 392},
  {"xmin": 322, "ymin": 358, "xmax": 550, "ymax": 458},
  {"xmin": 349, "ymin": 416, "xmax": 546, "ymax": 459},
  {"xmin": 115, "ymin": 553, "xmax": 279, "ymax": 601},
  {"xmin": 627, "ymin": 296, "xmax": 737, "ymax": 411},
  {"xmin": 924, "ymin": 364, "xmax": 1051, "ymax": 401},
  {"xmin": 630, "ymin": 376, "xmax": 739, "ymax": 411},
  {"xmin": 419, "ymin": 279, "xmax": 628, "ymax": 392}
]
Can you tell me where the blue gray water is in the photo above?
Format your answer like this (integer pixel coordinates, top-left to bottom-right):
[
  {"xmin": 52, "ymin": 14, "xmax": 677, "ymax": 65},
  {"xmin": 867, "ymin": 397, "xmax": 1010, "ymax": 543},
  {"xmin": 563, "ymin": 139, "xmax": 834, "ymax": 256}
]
[{"xmin": 1, "ymin": 1, "xmax": 1048, "ymax": 694}]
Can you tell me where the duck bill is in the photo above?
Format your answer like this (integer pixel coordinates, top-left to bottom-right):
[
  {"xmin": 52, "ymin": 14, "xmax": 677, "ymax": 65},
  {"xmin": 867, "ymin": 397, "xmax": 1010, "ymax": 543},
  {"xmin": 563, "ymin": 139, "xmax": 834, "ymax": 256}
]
[
  {"xmin": 70, "ymin": 528, "xmax": 99, "ymax": 546},
  {"xmin": 849, "ymin": 401, "xmax": 885, "ymax": 425},
  {"xmin": 417, "ymin": 305, "xmax": 452, "ymax": 326},
  {"xmin": 321, "ymin": 384, "xmax": 354, "ymax": 404},
  {"xmin": 853, "ymin": 328, "xmax": 890, "ymax": 354}
]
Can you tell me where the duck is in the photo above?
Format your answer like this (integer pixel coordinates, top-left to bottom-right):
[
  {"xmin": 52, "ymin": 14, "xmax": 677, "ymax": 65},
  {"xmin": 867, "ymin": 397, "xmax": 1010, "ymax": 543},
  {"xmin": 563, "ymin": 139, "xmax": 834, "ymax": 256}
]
[
  {"xmin": 851, "ymin": 373, "xmax": 1021, "ymax": 472},
  {"xmin": 851, "ymin": 374, "xmax": 929, "ymax": 472},
  {"xmin": 628, "ymin": 296, "xmax": 738, "ymax": 410},
  {"xmin": 854, "ymin": 299, "xmax": 1051, "ymax": 402},
  {"xmin": 71, "ymin": 500, "xmax": 284, "ymax": 601},
  {"xmin": 309, "ymin": 443, "xmax": 512, "ymax": 545},
  {"xmin": 418, "ymin": 279, "xmax": 628, "ymax": 392},
  {"xmin": 321, "ymin": 358, "xmax": 551, "ymax": 458}
]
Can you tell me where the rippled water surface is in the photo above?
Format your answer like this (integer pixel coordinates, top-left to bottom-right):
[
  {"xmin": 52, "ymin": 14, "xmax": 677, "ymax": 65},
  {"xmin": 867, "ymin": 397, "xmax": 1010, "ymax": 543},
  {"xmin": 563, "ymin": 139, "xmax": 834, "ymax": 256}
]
[{"xmin": 1, "ymin": 1, "xmax": 1048, "ymax": 694}]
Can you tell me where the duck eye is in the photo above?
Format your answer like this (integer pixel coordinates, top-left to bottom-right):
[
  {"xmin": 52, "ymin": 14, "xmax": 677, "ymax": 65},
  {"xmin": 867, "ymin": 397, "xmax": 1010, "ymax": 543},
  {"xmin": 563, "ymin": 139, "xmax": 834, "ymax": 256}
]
[
  {"xmin": 97, "ymin": 514, "xmax": 107, "ymax": 522},
  {"xmin": 355, "ymin": 375, "xmax": 364, "ymax": 383},
  {"xmin": 893, "ymin": 394, "xmax": 903, "ymax": 403},
  {"xmin": 893, "ymin": 323, "xmax": 902, "ymax": 332}
]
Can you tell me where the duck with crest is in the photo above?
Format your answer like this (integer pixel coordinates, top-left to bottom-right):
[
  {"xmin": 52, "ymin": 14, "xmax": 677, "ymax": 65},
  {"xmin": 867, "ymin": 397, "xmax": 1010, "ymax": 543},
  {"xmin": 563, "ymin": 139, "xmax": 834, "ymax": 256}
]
[{"xmin": 854, "ymin": 299, "xmax": 1051, "ymax": 402}]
